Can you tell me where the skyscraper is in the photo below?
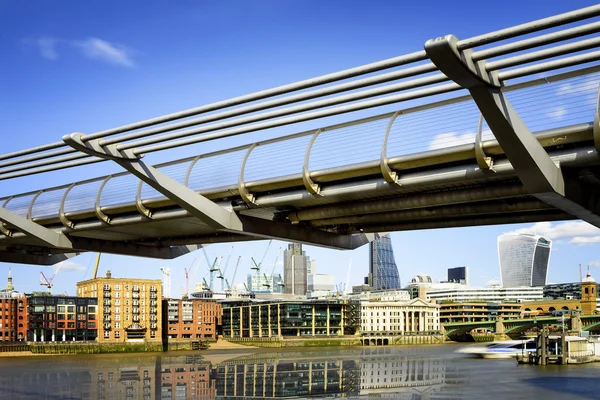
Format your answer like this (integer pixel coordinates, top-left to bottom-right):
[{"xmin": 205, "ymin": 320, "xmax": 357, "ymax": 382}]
[
  {"xmin": 447, "ymin": 266, "xmax": 468, "ymax": 284},
  {"xmin": 367, "ymin": 234, "xmax": 401, "ymax": 290},
  {"xmin": 498, "ymin": 233, "xmax": 551, "ymax": 287},
  {"xmin": 283, "ymin": 243, "xmax": 310, "ymax": 295}
]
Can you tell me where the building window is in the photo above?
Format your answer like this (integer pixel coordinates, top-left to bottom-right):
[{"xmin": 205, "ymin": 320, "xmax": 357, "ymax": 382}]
[
  {"xmin": 115, "ymin": 331, "xmax": 120, "ymax": 338},
  {"xmin": 115, "ymin": 285, "xmax": 120, "ymax": 291},
  {"xmin": 115, "ymin": 322, "xmax": 120, "ymax": 329},
  {"xmin": 104, "ymin": 331, "xmax": 110, "ymax": 338}
]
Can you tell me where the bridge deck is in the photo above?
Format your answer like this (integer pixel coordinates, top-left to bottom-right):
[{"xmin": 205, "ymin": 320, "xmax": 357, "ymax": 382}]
[{"xmin": 1, "ymin": 5, "xmax": 599, "ymax": 263}]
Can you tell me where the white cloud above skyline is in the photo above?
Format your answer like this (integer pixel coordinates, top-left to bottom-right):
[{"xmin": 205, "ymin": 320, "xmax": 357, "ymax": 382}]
[
  {"xmin": 26, "ymin": 36, "xmax": 135, "ymax": 67},
  {"xmin": 504, "ymin": 221, "xmax": 600, "ymax": 246}
]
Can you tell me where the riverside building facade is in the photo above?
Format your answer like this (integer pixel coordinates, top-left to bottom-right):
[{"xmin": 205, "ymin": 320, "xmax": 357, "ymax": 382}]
[
  {"xmin": 498, "ymin": 233, "xmax": 551, "ymax": 287},
  {"xmin": 162, "ymin": 298, "xmax": 221, "ymax": 340},
  {"xmin": 222, "ymin": 299, "xmax": 359, "ymax": 338},
  {"xmin": 360, "ymin": 297, "xmax": 440, "ymax": 335},
  {"xmin": 27, "ymin": 295, "xmax": 98, "ymax": 342},
  {"xmin": 76, "ymin": 271, "xmax": 162, "ymax": 343}
]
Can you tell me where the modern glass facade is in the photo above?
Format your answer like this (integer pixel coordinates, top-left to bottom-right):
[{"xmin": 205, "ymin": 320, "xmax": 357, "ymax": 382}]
[
  {"xmin": 498, "ymin": 234, "xmax": 551, "ymax": 287},
  {"xmin": 368, "ymin": 234, "xmax": 401, "ymax": 290}
]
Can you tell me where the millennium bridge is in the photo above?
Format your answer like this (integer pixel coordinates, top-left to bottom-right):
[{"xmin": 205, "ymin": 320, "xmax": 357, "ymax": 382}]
[{"xmin": 1, "ymin": 5, "xmax": 600, "ymax": 264}]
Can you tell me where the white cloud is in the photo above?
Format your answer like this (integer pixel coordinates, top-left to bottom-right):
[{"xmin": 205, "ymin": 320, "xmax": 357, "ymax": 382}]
[
  {"xmin": 589, "ymin": 260, "xmax": 600, "ymax": 267},
  {"xmin": 73, "ymin": 38, "xmax": 135, "ymax": 68},
  {"xmin": 428, "ymin": 131, "xmax": 475, "ymax": 150},
  {"xmin": 569, "ymin": 236, "xmax": 600, "ymax": 246},
  {"xmin": 25, "ymin": 36, "xmax": 135, "ymax": 68},
  {"xmin": 505, "ymin": 221, "xmax": 600, "ymax": 245},
  {"xmin": 36, "ymin": 37, "xmax": 59, "ymax": 60},
  {"xmin": 546, "ymin": 106, "xmax": 567, "ymax": 120},
  {"xmin": 53, "ymin": 260, "xmax": 86, "ymax": 272}
]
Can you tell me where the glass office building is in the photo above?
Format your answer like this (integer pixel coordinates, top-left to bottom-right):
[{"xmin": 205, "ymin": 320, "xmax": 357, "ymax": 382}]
[
  {"xmin": 498, "ymin": 233, "xmax": 551, "ymax": 287},
  {"xmin": 368, "ymin": 234, "xmax": 401, "ymax": 290}
]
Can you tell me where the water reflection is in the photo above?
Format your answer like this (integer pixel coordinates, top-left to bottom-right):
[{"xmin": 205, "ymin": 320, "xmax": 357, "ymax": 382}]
[{"xmin": 0, "ymin": 347, "xmax": 462, "ymax": 399}]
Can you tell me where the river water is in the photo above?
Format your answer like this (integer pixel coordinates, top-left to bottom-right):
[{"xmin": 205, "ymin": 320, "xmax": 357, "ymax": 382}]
[{"xmin": 0, "ymin": 343, "xmax": 598, "ymax": 399}]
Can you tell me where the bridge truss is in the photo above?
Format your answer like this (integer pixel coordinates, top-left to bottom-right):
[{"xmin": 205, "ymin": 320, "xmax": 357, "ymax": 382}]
[{"xmin": 1, "ymin": 5, "xmax": 600, "ymax": 264}]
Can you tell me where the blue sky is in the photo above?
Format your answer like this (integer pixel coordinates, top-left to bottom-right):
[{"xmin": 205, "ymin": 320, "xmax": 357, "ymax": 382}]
[{"xmin": 1, "ymin": 0, "xmax": 600, "ymax": 296}]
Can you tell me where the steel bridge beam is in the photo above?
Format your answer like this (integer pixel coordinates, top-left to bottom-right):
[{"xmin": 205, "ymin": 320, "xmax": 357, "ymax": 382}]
[
  {"xmin": 63, "ymin": 132, "xmax": 375, "ymax": 250},
  {"xmin": 425, "ymin": 35, "xmax": 600, "ymax": 228},
  {"xmin": 0, "ymin": 204, "xmax": 206, "ymax": 263},
  {"xmin": 0, "ymin": 251, "xmax": 76, "ymax": 266}
]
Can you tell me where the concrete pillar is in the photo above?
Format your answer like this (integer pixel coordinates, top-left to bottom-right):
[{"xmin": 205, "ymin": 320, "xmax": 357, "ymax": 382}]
[
  {"xmin": 52, "ymin": 330, "xmax": 55, "ymax": 342},
  {"xmin": 340, "ymin": 305, "xmax": 344, "ymax": 336},
  {"xmin": 258, "ymin": 305, "xmax": 262, "ymax": 338},
  {"xmin": 326, "ymin": 305, "xmax": 330, "ymax": 336},
  {"xmin": 268, "ymin": 306, "xmax": 272, "ymax": 338},
  {"xmin": 249, "ymin": 306, "xmax": 253, "ymax": 338},
  {"xmin": 312, "ymin": 305, "xmax": 315, "ymax": 337},
  {"xmin": 33, "ymin": 331, "xmax": 37, "ymax": 342},
  {"xmin": 277, "ymin": 304, "xmax": 281, "ymax": 337},
  {"xmin": 400, "ymin": 311, "xmax": 404, "ymax": 333},
  {"xmin": 230, "ymin": 308, "xmax": 234, "ymax": 338},
  {"xmin": 239, "ymin": 306, "xmax": 243, "ymax": 338}
]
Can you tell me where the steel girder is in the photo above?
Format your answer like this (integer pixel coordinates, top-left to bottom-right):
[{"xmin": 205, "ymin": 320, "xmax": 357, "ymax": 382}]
[
  {"xmin": 63, "ymin": 132, "xmax": 378, "ymax": 251},
  {"xmin": 425, "ymin": 35, "xmax": 600, "ymax": 228}
]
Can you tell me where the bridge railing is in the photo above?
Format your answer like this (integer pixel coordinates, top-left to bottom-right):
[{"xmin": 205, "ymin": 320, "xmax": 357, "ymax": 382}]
[
  {"xmin": 1, "ymin": 5, "xmax": 600, "ymax": 228},
  {"xmin": 1, "ymin": 67, "xmax": 598, "ymax": 225}
]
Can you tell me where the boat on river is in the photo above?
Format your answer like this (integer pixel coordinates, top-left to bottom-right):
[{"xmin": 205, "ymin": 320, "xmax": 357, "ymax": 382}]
[{"xmin": 456, "ymin": 340, "xmax": 536, "ymax": 359}]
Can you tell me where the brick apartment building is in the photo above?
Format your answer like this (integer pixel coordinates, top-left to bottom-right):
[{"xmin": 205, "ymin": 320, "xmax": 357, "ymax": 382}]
[{"xmin": 162, "ymin": 298, "xmax": 222, "ymax": 340}]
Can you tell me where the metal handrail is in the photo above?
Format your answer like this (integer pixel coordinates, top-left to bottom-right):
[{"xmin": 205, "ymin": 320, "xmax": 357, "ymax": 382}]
[{"xmin": 0, "ymin": 5, "xmax": 599, "ymax": 179}]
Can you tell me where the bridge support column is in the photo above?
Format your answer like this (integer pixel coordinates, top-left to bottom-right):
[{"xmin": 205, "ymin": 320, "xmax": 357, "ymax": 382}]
[
  {"xmin": 494, "ymin": 316, "xmax": 510, "ymax": 341},
  {"xmin": 425, "ymin": 35, "xmax": 600, "ymax": 228}
]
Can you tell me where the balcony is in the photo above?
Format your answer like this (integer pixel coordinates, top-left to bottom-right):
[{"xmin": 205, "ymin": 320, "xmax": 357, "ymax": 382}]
[
  {"xmin": 150, "ymin": 294, "xmax": 157, "ymax": 299},
  {"xmin": 103, "ymin": 323, "xmax": 111, "ymax": 330},
  {"xmin": 132, "ymin": 286, "xmax": 139, "ymax": 292},
  {"xmin": 132, "ymin": 308, "xmax": 139, "ymax": 314},
  {"xmin": 104, "ymin": 316, "xmax": 111, "ymax": 322},
  {"xmin": 132, "ymin": 293, "xmax": 139, "ymax": 299},
  {"xmin": 104, "ymin": 291, "xmax": 111, "ymax": 298}
]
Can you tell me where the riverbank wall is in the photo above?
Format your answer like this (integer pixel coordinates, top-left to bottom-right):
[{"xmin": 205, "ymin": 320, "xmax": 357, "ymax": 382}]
[
  {"xmin": 222, "ymin": 334, "xmax": 445, "ymax": 348},
  {"xmin": 29, "ymin": 342, "xmax": 164, "ymax": 354}
]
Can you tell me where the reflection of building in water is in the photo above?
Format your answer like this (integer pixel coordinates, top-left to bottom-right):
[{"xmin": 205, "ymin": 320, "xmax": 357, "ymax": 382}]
[
  {"xmin": 360, "ymin": 355, "xmax": 446, "ymax": 399},
  {"xmin": 93, "ymin": 358, "xmax": 156, "ymax": 400},
  {"xmin": 215, "ymin": 358, "xmax": 360, "ymax": 399},
  {"xmin": 0, "ymin": 369, "xmax": 93, "ymax": 399},
  {"xmin": 159, "ymin": 356, "xmax": 215, "ymax": 399}
]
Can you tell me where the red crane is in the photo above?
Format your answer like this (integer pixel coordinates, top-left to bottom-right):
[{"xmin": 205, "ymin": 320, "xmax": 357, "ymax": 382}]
[
  {"xmin": 40, "ymin": 262, "xmax": 63, "ymax": 293},
  {"xmin": 183, "ymin": 258, "xmax": 197, "ymax": 297}
]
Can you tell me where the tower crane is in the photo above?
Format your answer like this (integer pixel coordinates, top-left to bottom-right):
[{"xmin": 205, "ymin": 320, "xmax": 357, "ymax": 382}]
[
  {"xmin": 251, "ymin": 240, "xmax": 273, "ymax": 274},
  {"xmin": 183, "ymin": 258, "xmax": 197, "ymax": 298},
  {"xmin": 209, "ymin": 257, "xmax": 221, "ymax": 290},
  {"xmin": 218, "ymin": 247, "xmax": 234, "ymax": 291},
  {"xmin": 92, "ymin": 253, "xmax": 102, "ymax": 279},
  {"xmin": 227, "ymin": 256, "xmax": 242, "ymax": 292},
  {"xmin": 40, "ymin": 262, "xmax": 64, "ymax": 293},
  {"xmin": 160, "ymin": 266, "xmax": 172, "ymax": 298}
]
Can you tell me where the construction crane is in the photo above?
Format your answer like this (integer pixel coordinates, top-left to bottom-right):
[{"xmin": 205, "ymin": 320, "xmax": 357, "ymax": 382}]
[
  {"xmin": 183, "ymin": 258, "xmax": 197, "ymax": 298},
  {"xmin": 161, "ymin": 267, "xmax": 172, "ymax": 298},
  {"xmin": 227, "ymin": 256, "xmax": 242, "ymax": 292},
  {"xmin": 202, "ymin": 278, "xmax": 210, "ymax": 291},
  {"xmin": 262, "ymin": 273, "xmax": 272, "ymax": 289},
  {"xmin": 40, "ymin": 262, "xmax": 64, "ymax": 293},
  {"xmin": 218, "ymin": 247, "xmax": 234, "ymax": 291},
  {"xmin": 92, "ymin": 253, "xmax": 102, "ymax": 279},
  {"xmin": 251, "ymin": 240, "xmax": 273, "ymax": 274},
  {"xmin": 270, "ymin": 247, "xmax": 282, "ymax": 276},
  {"xmin": 209, "ymin": 257, "xmax": 221, "ymax": 290}
]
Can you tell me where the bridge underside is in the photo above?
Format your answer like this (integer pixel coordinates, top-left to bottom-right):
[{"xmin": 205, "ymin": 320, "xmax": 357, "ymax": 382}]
[
  {"xmin": 2, "ymin": 6, "xmax": 600, "ymax": 264},
  {"xmin": 1, "ymin": 139, "xmax": 597, "ymax": 264}
]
